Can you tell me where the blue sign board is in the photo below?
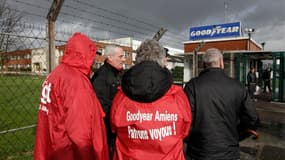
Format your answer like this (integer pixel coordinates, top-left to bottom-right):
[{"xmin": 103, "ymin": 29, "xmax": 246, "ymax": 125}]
[{"xmin": 189, "ymin": 22, "xmax": 241, "ymax": 41}]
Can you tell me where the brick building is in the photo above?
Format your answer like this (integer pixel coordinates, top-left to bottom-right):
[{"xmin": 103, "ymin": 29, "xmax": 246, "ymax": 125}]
[
  {"xmin": 56, "ymin": 42, "xmax": 133, "ymax": 70},
  {"xmin": 184, "ymin": 37, "xmax": 262, "ymax": 53},
  {"xmin": 1, "ymin": 49, "xmax": 32, "ymax": 71},
  {"xmin": 2, "ymin": 41, "xmax": 133, "ymax": 73}
]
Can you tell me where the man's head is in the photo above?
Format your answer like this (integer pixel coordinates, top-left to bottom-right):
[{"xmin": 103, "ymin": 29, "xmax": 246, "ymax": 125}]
[
  {"xmin": 104, "ymin": 44, "xmax": 126, "ymax": 70},
  {"xmin": 136, "ymin": 39, "xmax": 167, "ymax": 67},
  {"xmin": 203, "ymin": 48, "xmax": 224, "ymax": 69}
]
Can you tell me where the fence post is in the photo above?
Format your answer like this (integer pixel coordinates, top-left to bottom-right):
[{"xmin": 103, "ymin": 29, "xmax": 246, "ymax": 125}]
[
  {"xmin": 46, "ymin": 0, "xmax": 65, "ymax": 73},
  {"xmin": 47, "ymin": 21, "xmax": 55, "ymax": 73}
]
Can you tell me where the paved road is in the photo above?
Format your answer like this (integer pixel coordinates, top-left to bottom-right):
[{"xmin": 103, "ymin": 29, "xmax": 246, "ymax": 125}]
[
  {"xmin": 255, "ymin": 100, "xmax": 285, "ymax": 123},
  {"xmin": 240, "ymin": 100, "xmax": 285, "ymax": 160}
]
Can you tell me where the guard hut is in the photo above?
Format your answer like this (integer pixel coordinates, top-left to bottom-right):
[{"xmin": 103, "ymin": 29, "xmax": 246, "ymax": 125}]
[
  {"xmin": 182, "ymin": 22, "xmax": 285, "ymax": 102},
  {"xmin": 231, "ymin": 50, "xmax": 285, "ymax": 102}
]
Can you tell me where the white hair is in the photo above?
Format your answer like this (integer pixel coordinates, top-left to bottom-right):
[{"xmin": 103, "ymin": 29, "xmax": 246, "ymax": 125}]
[
  {"xmin": 104, "ymin": 44, "xmax": 121, "ymax": 57},
  {"xmin": 203, "ymin": 48, "xmax": 223, "ymax": 67}
]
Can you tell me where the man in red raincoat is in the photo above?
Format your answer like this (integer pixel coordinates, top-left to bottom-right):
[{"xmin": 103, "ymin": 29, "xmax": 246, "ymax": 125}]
[
  {"xmin": 110, "ymin": 39, "xmax": 192, "ymax": 160},
  {"xmin": 34, "ymin": 33, "xmax": 109, "ymax": 160}
]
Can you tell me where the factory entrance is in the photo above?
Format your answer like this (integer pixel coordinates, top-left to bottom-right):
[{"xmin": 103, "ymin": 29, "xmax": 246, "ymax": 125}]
[{"xmin": 231, "ymin": 51, "xmax": 285, "ymax": 102}]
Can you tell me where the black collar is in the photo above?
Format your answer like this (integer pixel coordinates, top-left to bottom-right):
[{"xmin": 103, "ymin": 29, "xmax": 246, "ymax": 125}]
[
  {"xmin": 104, "ymin": 60, "xmax": 121, "ymax": 75},
  {"xmin": 199, "ymin": 67, "xmax": 224, "ymax": 76}
]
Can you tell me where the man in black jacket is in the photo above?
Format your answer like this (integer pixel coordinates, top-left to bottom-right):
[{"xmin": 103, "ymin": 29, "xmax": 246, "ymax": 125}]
[
  {"xmin": 262, "ymin": 67, "xmax": 272, "ymax": 93},
  {"xmin": 247, "ymin": 67, "xmax": 257, "ymax": 100},
  {"xmin": 184, "ymin": 48, "xmax": 258, "ymax": 160},
  {"xmin": 91, "ymin": 44, "xmax": 126, "ymax": 157}
]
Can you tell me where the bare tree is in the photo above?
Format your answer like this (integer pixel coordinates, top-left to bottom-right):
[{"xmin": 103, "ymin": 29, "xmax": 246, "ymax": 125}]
[
  {"xmin": 0, "ymin": 0, "xmax": 22, "ymax": 52},
  {"xmin": 0, "ymin": 0, "xmax": 22, "ymax": 69}
]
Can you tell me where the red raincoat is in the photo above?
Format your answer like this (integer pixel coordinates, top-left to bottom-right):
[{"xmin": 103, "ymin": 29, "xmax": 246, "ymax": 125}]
[
  {"xmin": 111, "ymin": 85, "xmax": 192, "ymax": 160},
  {"xmin": 34, "ymin": 33, "xmax": 109, "ymax": 160}
]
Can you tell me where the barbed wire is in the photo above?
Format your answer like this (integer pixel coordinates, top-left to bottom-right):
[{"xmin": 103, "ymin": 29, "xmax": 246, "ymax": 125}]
[
  {"xmin": 71, "ymin": 0, "xmax": 187, "ymax": 39},
  {"xmin": 63, "ymin": 3, "xmax": 156, "ymax": 34},
  {"xmin": 11, "ymin": 0, "xmax": 185, "ymax": 48},
  {"xmin": 60, "ymin": 14, "xmax": 182, "ymax": 47}
]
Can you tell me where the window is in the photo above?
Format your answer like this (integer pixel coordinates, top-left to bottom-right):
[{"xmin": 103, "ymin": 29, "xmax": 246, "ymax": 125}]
[
  {"xmin": 26, "ymin": 54, "xmax": 31, "ymax": 59},
  {"xmin": 124, "ymin": 51, "xmax": 129, "ymax": 58},
  {"xmin": 97, "ymin": 48, "xmax": 104, "ymax": 55},
  {"xmin": 123, "ymin": 64, "xmax": 130, "ymax": 69},
  {"xmin": 96, "ymin": 62, "xmax": 103, "ymax": 69},
  {"xmin": 10, "ymin": 56, "xmax": 16, "ymax": 60}
]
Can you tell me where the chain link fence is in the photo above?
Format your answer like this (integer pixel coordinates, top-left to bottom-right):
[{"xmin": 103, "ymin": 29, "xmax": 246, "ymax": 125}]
[
  {"xmin": 0, "ymin": 22, "xmax": 49, "ymax": 159},
  {"xmin": 0, "ymin": 22, "xmax": 106, "ymax": 159}
]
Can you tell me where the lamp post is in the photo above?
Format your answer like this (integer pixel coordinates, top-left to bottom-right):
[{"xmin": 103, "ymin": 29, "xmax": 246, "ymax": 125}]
[
  {"xmin": 244, "ymin": 28, "xmax": 255, "ymax": 51},
  {"xmin": 261, "ymin": 42, "xmax": 266, "ymax": 50}
]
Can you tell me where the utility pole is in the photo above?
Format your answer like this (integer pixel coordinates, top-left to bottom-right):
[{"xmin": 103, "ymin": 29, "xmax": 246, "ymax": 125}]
[
  {"xmin": 224, "ymin": 0, "xmax": 228, "ymax": 23},
  {"xmin": 193, "ymin": 41, "xmax": 205, "ymax": 77},
  {"xmin": 261, "ymin": 42, "xmax": 266, "ymax": 50},
  {"xmin": 224, "ymin": 0, "xmax": 232, "ymax": 23},
  {"xmin": 245, "ymin": 28, "xmax": 255, "ymax": 51},
  {"xmin": 224, "ymin": 0, "xmax": 235, "ymax": 78},
  {"xmin": 47, "ymin": 0, "xmax": 64, "ymax": 73}
]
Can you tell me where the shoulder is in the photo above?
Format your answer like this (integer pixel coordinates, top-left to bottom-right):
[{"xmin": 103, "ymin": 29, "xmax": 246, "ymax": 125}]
[
  {"xmin": 92, "ymin": 64, "xmax": 113, "ymax": 80},
  {"xmin": 95, "ymin": 64, "xmax": 110, "ymax": 75},
  {"xmin": 164, "ymin": 85, "xmax": 189, "ymax": 101},
  {"xmin": 164, "ymin": 85, "xmax": 182, "ymax": 94},
  {"xmin": 113, "ymin": 88, "xmax": 127, "ymax": 102},
  {"xmin": 185, "ymin": 77, "xmax": 198, "ymax": 86},
  {"xmin": 225, "ymin": 76, "xmax": 245, "ymax": 91},
  {"xmin": 48, "ymin": 66, "xmax": 92, "ymax": 94}
]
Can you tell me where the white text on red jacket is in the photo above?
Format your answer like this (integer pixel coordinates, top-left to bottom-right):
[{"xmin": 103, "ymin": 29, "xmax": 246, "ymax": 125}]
[
  {"xmin": 126, "ymin": 110, "xmax": 178, "ymax": 141},
  {"xmin": 39, "ymin": 81, "xmax": 51, "ymax": 115}
]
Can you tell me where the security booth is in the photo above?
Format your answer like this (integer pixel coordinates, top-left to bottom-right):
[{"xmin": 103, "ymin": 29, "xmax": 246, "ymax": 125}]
[
  {"xmin": 185, "ymin": 22, "xmax": 261, "ymax": 80},
  {"xmin": 181, "ymin": 50, "xmax": 285, "ymax": 102},
  {"xmin": 183, "ymin": 22, "xmax": 285, "ymax": 102},
  {"xmin": 231, "ymin": 51, "xmax": 271, "ymax": 85},
  {"xmin": 228, "ymin": 51, "xmax": 285, "ymax": 102}
]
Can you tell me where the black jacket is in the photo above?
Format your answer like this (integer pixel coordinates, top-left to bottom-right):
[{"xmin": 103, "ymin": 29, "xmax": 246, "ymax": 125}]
[
  {"xmin": 262, "ymin": 70, "xmax": 271, "ymax": 81},
  {"xmin": 122, "ymin": 61, "xmax": 173, "ymax": 102},
  {"xmin": 247, "ymin": 71, "xmax": 257, "ymax": 84},
  {"xmin": 91, "ymin": 61, "xmax": 122, "ymax": 141},
  {"xmin": 91, "ymin": 61, "xmax": 121, "ymax": 114},
  {"xmin": 184, "ymin": 68, "xmax": 258, "ymax": 160}
]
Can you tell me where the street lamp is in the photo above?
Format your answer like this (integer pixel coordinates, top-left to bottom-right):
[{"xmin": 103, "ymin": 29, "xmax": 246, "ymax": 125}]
[
  {"xmin": 261, "ymin": 42, "xmax": 266, "ymax": 50},
  {"xmin": 244, "ymin": 28, "xmax": 255, "ymax": 50}
]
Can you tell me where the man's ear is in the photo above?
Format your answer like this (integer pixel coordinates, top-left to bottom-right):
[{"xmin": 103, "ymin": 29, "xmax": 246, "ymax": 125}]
[{"xmin": 107, "ymin": 55, "xmax": 112, "ymax": 61}]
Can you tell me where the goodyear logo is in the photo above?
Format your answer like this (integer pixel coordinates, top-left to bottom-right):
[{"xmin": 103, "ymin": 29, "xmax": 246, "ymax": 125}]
[{"xmin": 189, "ymin": 22, "xmax": 241, "ymax": 40}]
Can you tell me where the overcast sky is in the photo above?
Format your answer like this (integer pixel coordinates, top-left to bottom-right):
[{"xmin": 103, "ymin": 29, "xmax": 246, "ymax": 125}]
[{"xmin": 7, "ymin": 0, "xmax": 285, "ymax": 51}]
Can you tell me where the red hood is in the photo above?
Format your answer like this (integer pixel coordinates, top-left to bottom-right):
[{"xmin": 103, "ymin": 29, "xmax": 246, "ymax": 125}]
[{"xmin": 61, "ymin": 32, "xmax": 96, "ymax": 76}]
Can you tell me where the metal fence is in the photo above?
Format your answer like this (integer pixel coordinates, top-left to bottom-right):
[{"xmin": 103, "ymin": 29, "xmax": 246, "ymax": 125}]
[
  {"xmin": 0, "ymin": 22, "xmax": 49, "ymax": 159},
  {"xmin": 0, "ymin": 21, "xmax": 105, "ymax": 159}
]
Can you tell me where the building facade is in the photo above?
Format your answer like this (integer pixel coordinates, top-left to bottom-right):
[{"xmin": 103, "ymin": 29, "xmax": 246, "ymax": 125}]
[
  {"xmin": 2, "ymin": 41, "xmax": 133, "ymax": 73},
  {"xmin": 1, "ymin": 49, "xmax": 32, "ymax": 71}
]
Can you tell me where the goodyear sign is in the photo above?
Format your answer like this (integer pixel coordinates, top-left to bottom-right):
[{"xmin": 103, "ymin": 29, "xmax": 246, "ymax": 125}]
[{"xmin": 189, "ymin": 22, "xmax": 241, "ymax": 41}]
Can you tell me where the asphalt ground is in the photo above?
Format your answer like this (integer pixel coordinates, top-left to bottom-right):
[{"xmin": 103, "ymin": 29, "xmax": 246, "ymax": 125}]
[{"xmin": 240, "ymin": 97, "xmax": 285, "ymax": 160}]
